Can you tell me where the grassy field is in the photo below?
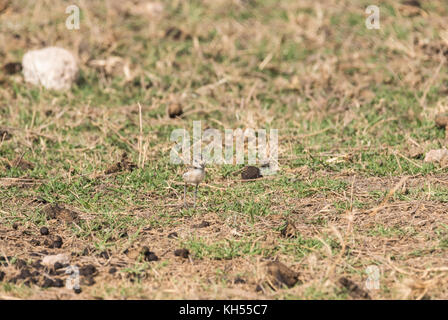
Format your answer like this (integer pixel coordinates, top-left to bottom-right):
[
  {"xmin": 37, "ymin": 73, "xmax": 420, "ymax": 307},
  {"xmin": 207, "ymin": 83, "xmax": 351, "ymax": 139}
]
[{"xmin": 1, "ymin": 0, "xmax": 448, "ymax": 299}]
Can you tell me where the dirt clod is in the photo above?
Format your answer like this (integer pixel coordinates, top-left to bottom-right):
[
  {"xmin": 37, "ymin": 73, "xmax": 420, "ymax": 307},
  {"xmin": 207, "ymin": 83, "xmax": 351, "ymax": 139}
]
[
  {"xmin": 241, "ymin": 166, "xmax": 262, "ymax": 180},
  {"xmin": 99, "ymin": 250, "xmax": 111, "ymax": 259},
  {"xmin": 17, "ymin": 268, "xmax": 32, "ymax": 280},
  {"xmin": 435, "ymin": 113, "xmax": 448, "ymax": 128},
  {"xmin": 338, "ymin": 277, "xmax": 371, "ymax": 299},
  {"xmin": 424, "ymin": 148, "xmax": 448, "ymax": 164},
  {"xmin": 193, "ymin": 221, "xmax": 210, "ymax": 228},
  {"xmin": 3, "ymin": 62, "xmax": 22, "ymax": 74},
  {"xmin": 138, "ymin": 246, "xmax": 159, "ymax": 262},
  {"xmin": 40, "ymin": 227, "xmax": 50, "ymax": 236},
  {"xmin": 53, "ymin": 278, "xmax": 64, "ymax": 288},
  {"xmin": 79, "ymin": 264, "xmax": 97, "ymax": 277},
  {"xmin": 165, "ymin": 27, "xmax": 191, "ymax": 40},
  {"xmin": 280, "ymin": 221, "xmax": 297, "ymax": 238},
  {"xmin": 144, "ymin": 252, "xmax": 159, "ymax": 262},
  {"xmin": 42, "ymin": 253, "xmax": 70, "ymax": 267},
  {"xmin": 234, "ymin": 277, "xmax": 246, "ymax": 284},
  {"xmin": 0, "ymin": 129, "xmax": 12, "ymax": 141},
  {"xmin": 11, "ymin": 156, "xmax": 35, "ymax": 171},
  {"xmin": 108, "ymin": 267, "xmax": 117, "ymax": 274},
  {"xmin": 41, "ymin": 278, "xmax": 54, "ymax": 288},
  {"xmin": 141, "ymin": 246, "xmax": 150, "ymax": 255},
  {"xmin": 54, "ymin": 262, "xmax": 64, "ymax": 270},
  {"xmin": 119, "ymin": 231, "xmax": 128, "ymax": 238},
  {"xmin": 31, "ymin": 261, "xmax": 43, "ymax": 270},
  {"xmin": 43, "ymin": 203, "xmax": 79, "ymax": 223},
  {"xmin": 174, "ymin": 248, "xmax": 189, "ymax": 259},
  {"xmin": 403, "ymin": 0, "xmax": 421, "ymax": 8},
  {"xmin": 48, "ymin": 236, "xmax": 63, "ymax": 249},
  {"xmin": 255, "ymin": 284, "xmax": 264, "ymax": 292},
  {"xmin": 264, "ymin": 261, "xmax": 299, "ymax": 289},
  {"xmin": 81, "ymin": 276, "xmax": 95, "ymax": 286},
  {"xmin": 168, "ymin": 232, "xmax": 178, "ymax": 239},
  {"xmin": 105, "ymin": 152, "xmax": 137, "ymax": 174},
  {"xmin": 168, "ymin": 103, "xmax": 183, "ymax": 118}
]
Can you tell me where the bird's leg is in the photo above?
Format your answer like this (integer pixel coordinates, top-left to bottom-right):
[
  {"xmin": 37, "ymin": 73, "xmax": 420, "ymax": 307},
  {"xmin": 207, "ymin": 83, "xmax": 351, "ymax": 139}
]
[
  {"xmin": 194, "ymin": 184, "xmax": 198, "ymax": 209},
  {"xmin": 184, "ymin": 183, "xmax": 187, "ymax": 207}
]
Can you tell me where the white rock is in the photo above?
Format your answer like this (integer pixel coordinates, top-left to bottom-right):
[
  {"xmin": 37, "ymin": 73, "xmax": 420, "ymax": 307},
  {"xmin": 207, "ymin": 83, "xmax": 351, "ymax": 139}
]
[
  {"xmin": 424, "ymin": 148, "xmax": 448, "ymax": 163},
  {"xmin": 22, "ymin": 47, "xmax": 78, "ymax": 90},
  {"xmin": 41, "ymin": 253, "xmax": 70, "ymax": 267}
]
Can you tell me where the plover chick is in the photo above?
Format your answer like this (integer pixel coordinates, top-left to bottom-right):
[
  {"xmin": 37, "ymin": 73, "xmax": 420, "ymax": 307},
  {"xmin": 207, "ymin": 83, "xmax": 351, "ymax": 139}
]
[{"xmin": 183, "ymin": 161, "xmax": 205, "ymax": 208}]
